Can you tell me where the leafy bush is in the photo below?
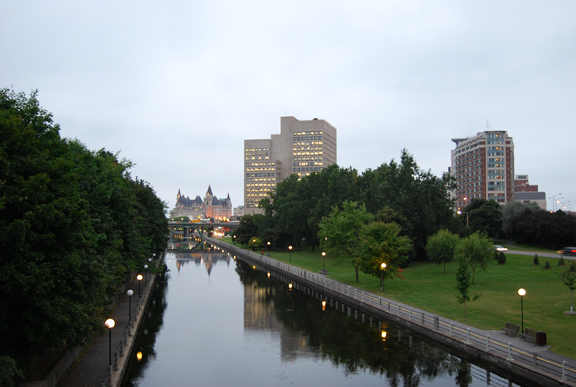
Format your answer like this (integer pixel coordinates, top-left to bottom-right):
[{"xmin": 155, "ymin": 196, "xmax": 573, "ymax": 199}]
[
  {"xmin": 497, "ymin": 252, "xmax": 506, "ymax": 265},
  {"xmin": 0, "ymin": 356, "xmax": 22, "ymax": 387},
  {"xmin": 533, "ymin": 254, "xmax": 539, "ymax": 265},
  {"xmin": 543, "ymin": 261, "xmax": 551, "ymax": 270},
  {"xmin": 559, "ymin": 257, "xmax": 566, "ymax": 266}
]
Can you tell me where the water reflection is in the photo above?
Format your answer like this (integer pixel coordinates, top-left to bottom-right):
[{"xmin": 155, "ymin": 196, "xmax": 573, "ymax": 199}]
[
  {"xmin": 122, "ymin": 251, "xmax": 522, "ymax": 387},
  {"xmin": 235, "ymin": 260, "xmax": 485, "ymax": 387}
]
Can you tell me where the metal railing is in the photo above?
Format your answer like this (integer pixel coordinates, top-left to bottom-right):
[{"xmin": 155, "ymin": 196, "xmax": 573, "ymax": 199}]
[
  {"xmin": 101, "ymin": 267, "xmax": 157, "ymax": 387},
  {"xmin": 219, "ymin": 242, "xmax": 576, "ymax": 384}
]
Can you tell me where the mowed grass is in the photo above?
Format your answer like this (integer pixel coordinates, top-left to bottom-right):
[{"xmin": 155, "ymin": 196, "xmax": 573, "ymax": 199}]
[{"xmin": 219, "ymin": 239, "xmax": 576, "ymax": 359}]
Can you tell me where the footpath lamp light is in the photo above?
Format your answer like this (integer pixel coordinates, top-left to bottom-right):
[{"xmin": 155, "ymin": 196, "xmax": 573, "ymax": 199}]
[
  {"xmin": 380, "ymin": 263, "xmax": 387, "ymax": 293},
  {"xmin": 144, "ymin": 264, "xmax": 148, "ymax": 283},
  {"xmin": 105, "ymin": 318, "xmax": 115, "ymax": 367},
  {"xmin": 518, "ymin": 288, "xmax": 527, "ymax": 334},
  {"xmin": 233, "ymin": 235, "xmax": 236, "ymax": 245},
  {"xmin": 322, "ymin": 251, "xmax": 326, "ymax": 272},
  {"xmin": 289, "ymin": 246, "xmax": 293, "ymax": 263},
  {"xmin": 457, "ymin": 211, "xmax": 469, "ymax": 228},
  {"xmin": 137, "ymin": 274, "xmax": 143, "ymax": 298},
  {"xmin": 127, "ymin": 290, "xmax": 133, "ymax": 324}
]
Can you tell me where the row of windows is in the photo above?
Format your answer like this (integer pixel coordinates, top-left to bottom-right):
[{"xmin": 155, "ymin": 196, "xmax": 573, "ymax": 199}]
[
  {"xmin": 293, "ymin": 167, "xmax": 322, "ymax": 172},
  {"xmin": 294, "ymin": 131, "xmax": 323, "ymax": 136},
  {"xmin": 293, "ymin": 145, "xmax": 322, "ymax": 151},
  {"xmin": 294, "ymin": 151, "xmax": 323, "ymax": 156},
  {"xmin": 246, "ymin": 173, "xmax": 276, "ymax": 178},
  {"xmin": 294, "ymin": 161, "xmax": 323, "ymax": 167}
]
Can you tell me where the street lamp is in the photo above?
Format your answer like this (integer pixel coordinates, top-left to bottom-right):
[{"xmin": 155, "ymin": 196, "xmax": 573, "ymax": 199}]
[
  {"xmin": 127, "ymin": 290, "xmax": 133, "ymax": 324},
  {"xmin": 550, "ymin": 193, "xmax": 562, "ymax": 212},
  {"xmin": 233, "ymin": 235, "xmax": 236, "ymax": 245},
  {"xmin": 288, "ymin": 245, "xmax": 292, "ymax": 263},
  {"xmin": 105, "ymin": 318, "xmax": 115, "ymax": 367},
  {"xmin": 518, "ymin": 288, "xmax": 526, "ymax": 334},
  {"xmin": 380, "ymin": 263, "xmax": 387, "ymax": 293},
  {"xmin": 137, "ymin": 274, "xmax": 143, "ymax": 298},
  {"xmin": 322, "ymin": 251, "xmax": 326, "ymax": 272},
  {"xmin": 143, "ymin": 264, "xmax": 148, "ymax": 283},
  {"xmin": 457, "ymin": 211, "xmax": 469, "ymax": 228}
]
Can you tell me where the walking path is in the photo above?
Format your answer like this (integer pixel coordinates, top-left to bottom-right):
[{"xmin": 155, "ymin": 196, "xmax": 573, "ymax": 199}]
[{"xmin": 57, "ymin": 275, "xmax": 152, "ymax": 387}]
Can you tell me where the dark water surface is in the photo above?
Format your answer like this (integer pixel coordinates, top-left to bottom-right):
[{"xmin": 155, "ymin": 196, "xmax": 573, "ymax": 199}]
[{"xmin": 122, "ymin": 250, "xmax": 522, "ymax": 387}]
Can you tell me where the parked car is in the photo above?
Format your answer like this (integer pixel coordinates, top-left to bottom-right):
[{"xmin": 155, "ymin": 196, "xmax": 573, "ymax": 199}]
[
  {"xmin": 557, "ymin": 247, "xmax": 576, "ymax": 256},
  {"xmin": 492, "ymin": 245, "xmax": 508, "ymax": 252}
]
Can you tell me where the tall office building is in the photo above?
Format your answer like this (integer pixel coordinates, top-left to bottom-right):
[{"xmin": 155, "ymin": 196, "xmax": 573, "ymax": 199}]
[
  {"xmin": 451, "ymin": 129, "xmax": 514, "ymax": 210},
  {"xmin": 244, "ymin": 116, "xmax": 337, "ymax": 215}
]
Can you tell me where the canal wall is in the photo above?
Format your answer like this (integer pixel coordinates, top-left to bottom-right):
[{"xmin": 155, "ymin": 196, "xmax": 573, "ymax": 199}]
[{"xmin": 210, "ymin": 238, "xmax": 576, "ymax": 387}]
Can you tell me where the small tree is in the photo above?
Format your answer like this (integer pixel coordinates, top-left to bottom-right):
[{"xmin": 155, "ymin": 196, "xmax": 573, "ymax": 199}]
[
  {"xmin": 456, "ymin": 257, "xmax": 480, "ymax": 317},
  {"xmin": 559, "ymin": 257, "xmax": 566, "ymax": 266},
  {"xmin": 425, "ymin": 229, "xmax": 460, "ymax": 274},
  {"xmin": 455, "ymin": 232, "xmax": 493, "ymax": 284},
  {"xmin": 533, "ymin": 254, "xmax": 539, "ymax": 265},
  {"xmin": 543, "ymin": 261, "xmax": 551, "ymax": 270},
  {"xmin": 497, "ymin": 252, "xmax": 506, "ymax": 265},
  {"xmin": 558, "ymin": 265, "xmax": 576, "ymax": 314}
]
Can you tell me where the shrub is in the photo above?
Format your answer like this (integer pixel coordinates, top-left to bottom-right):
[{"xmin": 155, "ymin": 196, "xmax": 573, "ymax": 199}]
[
  {"xmin": 533, "ymin": 254, "xmax": 539, "ymax": 265},
  {"xmin": 559, "ymin": 257, "xmax": 566, "ymax": 266},
  {"xmin": 497, "ymin": 252, "xmax": 506, "ymax": 265},
  {"xmin": 543, "ymin": 261, "xmax": 551, "ymax": 270}
]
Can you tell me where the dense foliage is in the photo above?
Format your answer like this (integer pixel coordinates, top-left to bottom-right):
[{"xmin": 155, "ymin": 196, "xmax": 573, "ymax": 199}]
[
  {"xmin": 0, "ymin": 89, "xmax": 168, "ymax": 373},
  {"xmin": 254, "ymin": 149, "xmax": 455, "ymax": 260}
]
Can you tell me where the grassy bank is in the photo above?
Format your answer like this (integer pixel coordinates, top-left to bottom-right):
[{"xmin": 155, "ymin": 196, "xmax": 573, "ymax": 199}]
[{"xmin": 219, "ymin": 238, "xmax": 575, "ymax": 359}]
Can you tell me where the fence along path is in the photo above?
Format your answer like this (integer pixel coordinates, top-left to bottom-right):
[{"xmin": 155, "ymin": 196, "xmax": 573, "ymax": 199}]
[{"xmin": 211, "ymin": 239, "xmax": 576, "ymax": 385}]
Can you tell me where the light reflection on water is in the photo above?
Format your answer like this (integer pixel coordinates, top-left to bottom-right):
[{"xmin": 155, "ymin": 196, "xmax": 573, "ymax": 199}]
[{"xmin": 122, "ymin": 250, "xmax": 523, "ymax": 387}]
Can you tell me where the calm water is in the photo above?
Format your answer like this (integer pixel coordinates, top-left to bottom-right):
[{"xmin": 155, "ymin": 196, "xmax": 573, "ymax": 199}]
[{"xmin": 122, "ymin": 249, "xmax": 522, "ymax": 387}]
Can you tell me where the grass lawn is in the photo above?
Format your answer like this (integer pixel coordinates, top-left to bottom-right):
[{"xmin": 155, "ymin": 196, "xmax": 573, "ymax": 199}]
[{"xmin": 219, "ymin": 239, "xmax": 576, "ymax": 359}]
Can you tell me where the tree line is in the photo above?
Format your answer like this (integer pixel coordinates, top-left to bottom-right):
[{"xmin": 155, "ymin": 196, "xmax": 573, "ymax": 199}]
[{"xmin": 0, "ymin": 89, "xmax": 168, "ymax": 381}]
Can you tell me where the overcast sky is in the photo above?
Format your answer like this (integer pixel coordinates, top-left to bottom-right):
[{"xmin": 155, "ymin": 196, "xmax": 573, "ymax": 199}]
[{"xmin": 3, "ymin": 1, "xmax": 575, "ymax": 213}]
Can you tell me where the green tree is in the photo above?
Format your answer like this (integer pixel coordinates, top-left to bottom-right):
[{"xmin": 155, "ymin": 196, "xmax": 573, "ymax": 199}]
[
  {"xmin": 233, "ymin": 214, "xmax": 259, "ymax": 245},
  {"xmin": 455, "ymin": 232, "xmax": 493, "ymax": 284},
  {"xmin": 319, "ymin": 201, "xmax": 374, "ymax": 282},
  {"xmin": 0, "ymin": 89, "xmax": 168, "ymax": 371},
  {"xmin": 501, "ymin": 200, "xmax": 541, "ymax": 237},
  {"xmin": 359, "ymin": 221, "xmax": 412, "ymax": 283},
  {"xmin": 357, "ymin": 149, "xmax": 456, "ymax": 260},
  {"xmin": 455, "ymin": 257, "xmax": 480, "ymax": 317},
  {"xmin": 558, "ymin": 266, "xmax": 576, "ymax": 313},
  {"xmin": 462, "ymin": 199, "xmax": 503, "ymax": 238},
  {"xmin": 426, "ymin": 230, "xmax": 460, "ymax": 274}
]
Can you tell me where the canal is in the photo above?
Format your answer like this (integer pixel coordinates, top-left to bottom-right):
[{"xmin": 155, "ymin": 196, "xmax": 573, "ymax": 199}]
[{"xmin": 122, "ymin": 249, "xmax": 524, "ymax": 387}]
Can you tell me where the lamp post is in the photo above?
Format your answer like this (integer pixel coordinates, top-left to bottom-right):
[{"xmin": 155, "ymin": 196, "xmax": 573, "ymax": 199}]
[
  {"xmin": 143, "ymin": 264, "xmax": 148, "ymax": 283},
  {"xmin": 127, "ymin": 290, "xmax": 133, "ymax": 324},
  {"xmin": 288, "ymin": 246, "xmax": 292, "ymax": 263},
  {"xmin": 518, "ymin": 288, "xmax": 526, "ymax": 334},
  {"xmin": 105, "ymin": 318, "xmax": 115, "ymax": 367},
  {"xmin": 550, "ymin": 193, "xmax": 562, "ymax": 212},
  {"xmin": 137, "ymin": 274, "xmax": 143, "ymax": 298},
  {"xmin": 233, "ymin": 235, "xmax": 236, "ymax": 245},
  {"xmin": 380, "ymin": 263, "xmax": 387, "ymax": 293},
  {"xmin": 322, "ymin": 251, "xmax": 326, "ymax": 272},
  {"xmin": 457, "ymin": 211, "xmax": 469, "ymax": 228}
]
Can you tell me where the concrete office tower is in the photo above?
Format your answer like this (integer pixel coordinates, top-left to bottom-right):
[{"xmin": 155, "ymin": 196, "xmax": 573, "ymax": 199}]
[
  {"xmin": 244, "ymin": 116, "xmax": 337, "ymax": 215},
  {"xmin": 451, "ymin": 129, "xmax": 515, "ymax": 210}
]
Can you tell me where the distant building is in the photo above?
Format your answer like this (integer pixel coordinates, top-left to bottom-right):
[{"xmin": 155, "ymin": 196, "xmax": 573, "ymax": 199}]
[
  {"xmin": 513, "ymin": 174, "xmax": 546, "ymax": 210},
  {"xmin": 244, "ymin": 116, "xmax": 337, "ymax": 215},
  {"xmin": 451, "ymin": 126, "xmax": 515, "ymax": 209},
  {"xmin": 514, "ymin": 174, "xmax": 539, "ymax": 193},
  {"xmin": 170, "ymin": 186, "xmax": 232, "ymax": 220},
  {"xmin": 515, "ymin": 192, "xmax": 547, "ymax": 210}
]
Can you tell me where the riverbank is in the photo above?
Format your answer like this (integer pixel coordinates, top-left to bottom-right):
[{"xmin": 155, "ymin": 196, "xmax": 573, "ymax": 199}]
[
  {"xmin": 18, "ymin": 257, "xmax": 162, "ymax": 387},
  {"xmin": 210, "ymin": 238, "xmax": 576, "ymax": 386}
]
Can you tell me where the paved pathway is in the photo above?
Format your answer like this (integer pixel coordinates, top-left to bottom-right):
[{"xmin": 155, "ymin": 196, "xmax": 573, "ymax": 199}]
[{"xmin": 58, "ymin": 276, "xmax": 148, "ymax": 387}]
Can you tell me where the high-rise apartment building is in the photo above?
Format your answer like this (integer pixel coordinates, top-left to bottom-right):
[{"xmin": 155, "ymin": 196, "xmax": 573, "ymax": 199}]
[
  {"xmin": 244, "ymin": 116, "xmax": 337, "ymax": 215},
  {"xmin": 451, "ymin": 130, "xmax": 514, "ymax": 209}
]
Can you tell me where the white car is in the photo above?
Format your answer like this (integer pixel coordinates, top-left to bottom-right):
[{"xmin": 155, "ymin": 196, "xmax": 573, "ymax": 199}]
[{"xmin": 493, "ymin": 245, "xmax": 508, "ymax": 252}]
